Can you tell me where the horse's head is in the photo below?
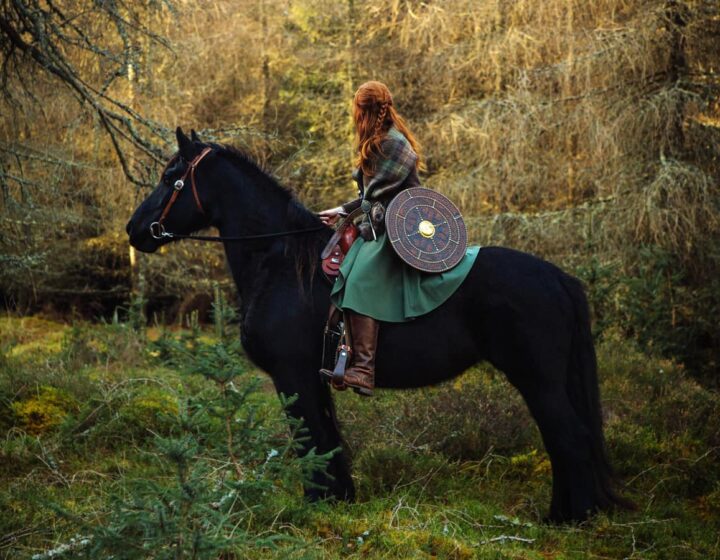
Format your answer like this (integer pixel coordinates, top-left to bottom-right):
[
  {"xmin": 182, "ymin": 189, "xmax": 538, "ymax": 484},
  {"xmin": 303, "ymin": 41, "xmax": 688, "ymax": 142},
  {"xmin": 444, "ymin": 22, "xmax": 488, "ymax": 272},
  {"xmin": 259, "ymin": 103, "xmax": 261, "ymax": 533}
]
[{"xmin": 126, "ymin": 127, "xmax": 217, "ymax": 253}]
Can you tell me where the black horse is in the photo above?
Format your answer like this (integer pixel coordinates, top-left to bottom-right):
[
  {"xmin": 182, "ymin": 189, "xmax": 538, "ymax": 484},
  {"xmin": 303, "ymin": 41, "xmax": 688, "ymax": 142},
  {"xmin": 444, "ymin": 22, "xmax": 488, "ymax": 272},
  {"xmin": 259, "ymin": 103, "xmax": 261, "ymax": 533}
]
[{"xmin": 126, "ymin": 128, "xmax": 628, "ymax": 522}]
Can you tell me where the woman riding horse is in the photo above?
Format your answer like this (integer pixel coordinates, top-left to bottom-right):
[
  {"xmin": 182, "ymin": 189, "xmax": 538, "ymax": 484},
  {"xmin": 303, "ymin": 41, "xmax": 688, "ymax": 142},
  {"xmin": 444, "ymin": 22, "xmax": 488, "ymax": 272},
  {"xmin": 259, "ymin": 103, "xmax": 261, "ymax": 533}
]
[
  {"xmin": 318, "ymin": 81, "xmax": 479, "ymax": 396},
  {"xmin": 126, "ymin": 114, "xmax": 630, "ymax": 522}
]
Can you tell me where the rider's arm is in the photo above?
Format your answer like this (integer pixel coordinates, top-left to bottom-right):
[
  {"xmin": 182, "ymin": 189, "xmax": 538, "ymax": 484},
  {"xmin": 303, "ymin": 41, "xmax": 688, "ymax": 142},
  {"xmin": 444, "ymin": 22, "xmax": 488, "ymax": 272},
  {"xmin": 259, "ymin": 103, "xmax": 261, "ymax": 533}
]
[{"xmin": 341, "ymin": 197, "xmax": 362, "ymax": 213}]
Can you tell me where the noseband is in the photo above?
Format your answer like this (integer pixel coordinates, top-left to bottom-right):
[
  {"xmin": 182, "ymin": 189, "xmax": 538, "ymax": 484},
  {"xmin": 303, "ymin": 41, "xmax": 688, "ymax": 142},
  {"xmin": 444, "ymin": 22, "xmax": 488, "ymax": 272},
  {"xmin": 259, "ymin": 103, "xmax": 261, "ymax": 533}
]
[{"xmin": 149, "ymin": 147, "xmax": 325, "ymax": 243}]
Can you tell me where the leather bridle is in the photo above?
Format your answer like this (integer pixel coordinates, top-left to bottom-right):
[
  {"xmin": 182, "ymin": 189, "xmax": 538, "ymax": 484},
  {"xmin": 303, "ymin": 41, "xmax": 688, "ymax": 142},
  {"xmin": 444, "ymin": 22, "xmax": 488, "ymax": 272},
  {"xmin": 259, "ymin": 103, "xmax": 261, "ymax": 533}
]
[
  {"xmin": 150, "ymin": 147, "xmax": 212, "ymax": 240},
  {"xmin": 148, "ymin": 147, "xmax": 325, "ymax": 243}
]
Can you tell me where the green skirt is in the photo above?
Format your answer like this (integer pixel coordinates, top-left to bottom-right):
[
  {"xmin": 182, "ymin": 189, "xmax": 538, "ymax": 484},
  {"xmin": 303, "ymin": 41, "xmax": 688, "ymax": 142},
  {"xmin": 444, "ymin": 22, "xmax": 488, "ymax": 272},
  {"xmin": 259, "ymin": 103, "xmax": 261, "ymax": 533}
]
[{"xmin": 330, "ymin": 232, "xmax": 480, "ymax": 322}]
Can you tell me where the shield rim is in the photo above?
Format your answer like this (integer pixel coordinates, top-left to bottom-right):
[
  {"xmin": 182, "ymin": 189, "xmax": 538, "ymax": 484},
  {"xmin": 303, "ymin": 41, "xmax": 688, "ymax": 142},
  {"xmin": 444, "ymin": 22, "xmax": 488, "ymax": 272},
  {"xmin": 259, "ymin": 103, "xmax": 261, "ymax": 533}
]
[{"xmin": 386, "ymin": 187, "xmax": 467, "ymax": 273}]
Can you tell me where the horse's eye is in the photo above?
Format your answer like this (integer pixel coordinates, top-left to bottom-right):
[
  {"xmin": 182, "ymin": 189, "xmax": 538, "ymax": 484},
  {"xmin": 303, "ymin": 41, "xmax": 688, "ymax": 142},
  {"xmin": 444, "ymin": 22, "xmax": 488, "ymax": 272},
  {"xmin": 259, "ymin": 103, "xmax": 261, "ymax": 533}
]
[
  {"xmin": 162, "ymin": 168, "xmax": 179, "ymax": 186},
  {"xmin": 162, "ymin": 159, "xmax": 186, "ymax": 186}
]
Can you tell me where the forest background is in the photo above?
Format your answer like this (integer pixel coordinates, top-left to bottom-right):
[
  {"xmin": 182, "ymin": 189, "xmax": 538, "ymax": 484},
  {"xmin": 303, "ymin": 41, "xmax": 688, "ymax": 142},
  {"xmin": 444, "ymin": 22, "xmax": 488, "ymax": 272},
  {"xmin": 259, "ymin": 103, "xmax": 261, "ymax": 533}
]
[
  {"xmin": 1, "ymin": 1, "xmax": 720, "ymax": 558},
  {"xmin": 1, "ymin": 0, "xmax": 719, "ymax": 379}
]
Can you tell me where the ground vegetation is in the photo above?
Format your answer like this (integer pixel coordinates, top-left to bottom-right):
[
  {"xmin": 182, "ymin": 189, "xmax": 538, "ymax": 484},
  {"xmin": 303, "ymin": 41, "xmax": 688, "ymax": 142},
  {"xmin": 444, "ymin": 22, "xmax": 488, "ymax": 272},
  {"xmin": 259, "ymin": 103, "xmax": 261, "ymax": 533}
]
[{"xmin": 1, "ymin": 315, "xmax": 718, "ymax": 558}]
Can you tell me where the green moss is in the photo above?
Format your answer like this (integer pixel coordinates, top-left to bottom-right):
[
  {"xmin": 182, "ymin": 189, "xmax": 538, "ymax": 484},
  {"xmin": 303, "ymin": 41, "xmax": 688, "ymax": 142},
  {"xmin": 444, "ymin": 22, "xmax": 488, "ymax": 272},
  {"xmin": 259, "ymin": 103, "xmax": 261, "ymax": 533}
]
[
  {"xmin": 11, "ymin": 386, "xmax": 79, "ymax": 434},
  {"xmin": 120, "ymin": 387, "xmax": 179, "ymax": 427}
]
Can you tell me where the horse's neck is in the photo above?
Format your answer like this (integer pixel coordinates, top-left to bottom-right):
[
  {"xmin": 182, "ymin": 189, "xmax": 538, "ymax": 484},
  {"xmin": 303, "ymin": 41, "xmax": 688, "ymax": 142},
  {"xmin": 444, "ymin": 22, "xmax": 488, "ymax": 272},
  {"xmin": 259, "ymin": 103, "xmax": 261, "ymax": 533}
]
[
  {"xmin": 213, "ymin": 165, "xmax": 325, "ymax": 306},
  {"xmin": 223, "ymin": 240, "xmax": 285, "ymax": 315},
  {"xmin": 216, "ymin": 170, "xmax": 291, "ymax": 238},
  {"xmin": 218, "ymin": 200, "xmax": 293, "ymax": 299}
]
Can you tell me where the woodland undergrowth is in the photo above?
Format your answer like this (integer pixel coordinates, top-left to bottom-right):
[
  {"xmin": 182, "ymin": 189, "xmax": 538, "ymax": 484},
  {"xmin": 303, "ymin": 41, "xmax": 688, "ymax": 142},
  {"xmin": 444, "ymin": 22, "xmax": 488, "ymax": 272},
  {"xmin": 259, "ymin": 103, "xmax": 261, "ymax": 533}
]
[{"xmin": 1, "ymin": 306, "xmax": 718, "ymax": 559}]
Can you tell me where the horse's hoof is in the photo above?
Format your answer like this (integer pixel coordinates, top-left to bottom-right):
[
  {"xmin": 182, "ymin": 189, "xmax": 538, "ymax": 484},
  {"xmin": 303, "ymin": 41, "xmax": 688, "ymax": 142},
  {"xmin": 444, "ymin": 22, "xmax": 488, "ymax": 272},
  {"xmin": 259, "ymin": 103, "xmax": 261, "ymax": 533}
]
[{"xmin": 542, "ymin": 508, "xmax": 592, "ymax": 525}]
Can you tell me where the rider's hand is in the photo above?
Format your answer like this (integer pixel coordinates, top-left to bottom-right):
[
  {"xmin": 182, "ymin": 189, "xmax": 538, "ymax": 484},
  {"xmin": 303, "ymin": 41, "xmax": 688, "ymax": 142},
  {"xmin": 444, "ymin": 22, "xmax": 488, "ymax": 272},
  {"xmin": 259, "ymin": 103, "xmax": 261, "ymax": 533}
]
[{"xmin": 317, "ymin": 206, "xmax": 344, "ymax": 226}]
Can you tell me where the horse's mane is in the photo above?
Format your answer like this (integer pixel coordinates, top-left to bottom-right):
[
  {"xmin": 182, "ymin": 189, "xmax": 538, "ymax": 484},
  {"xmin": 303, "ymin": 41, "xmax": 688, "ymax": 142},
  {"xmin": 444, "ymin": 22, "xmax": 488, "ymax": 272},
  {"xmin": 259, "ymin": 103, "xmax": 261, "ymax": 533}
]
[
  {"xmin": 208, "ymin": 142, "xmax": 329, "ymax": 289},
  {"xmin": 209, "ymin": 141, "xmax": 324, "ymax": 231},
  {"xmin": 209, "ymin": 143, "xmax": 294, "ymax": 198}
]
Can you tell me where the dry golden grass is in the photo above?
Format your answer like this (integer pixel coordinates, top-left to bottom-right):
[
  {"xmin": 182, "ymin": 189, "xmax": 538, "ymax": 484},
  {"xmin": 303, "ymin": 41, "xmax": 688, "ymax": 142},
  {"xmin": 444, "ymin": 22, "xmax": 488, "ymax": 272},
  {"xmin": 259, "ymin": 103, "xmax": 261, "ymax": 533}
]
[{"xmin": 1, "ymin": 0, "xmax": 718, "ymax": 304}]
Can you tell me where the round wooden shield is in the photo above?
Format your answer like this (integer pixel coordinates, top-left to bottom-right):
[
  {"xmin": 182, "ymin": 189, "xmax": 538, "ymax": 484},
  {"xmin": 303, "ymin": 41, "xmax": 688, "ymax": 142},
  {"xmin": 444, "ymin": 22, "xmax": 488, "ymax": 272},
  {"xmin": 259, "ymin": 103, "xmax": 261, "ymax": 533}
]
[{"xmin": 385, "ymin": 187, "xmax": 467, "ymax": 273}]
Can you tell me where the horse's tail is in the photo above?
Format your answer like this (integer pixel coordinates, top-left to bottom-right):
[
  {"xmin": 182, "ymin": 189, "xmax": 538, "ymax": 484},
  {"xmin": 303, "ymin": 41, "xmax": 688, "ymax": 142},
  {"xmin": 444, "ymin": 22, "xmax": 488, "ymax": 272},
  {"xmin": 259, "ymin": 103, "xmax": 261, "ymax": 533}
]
[{"xmin": 561, "ymin": 274, "xmax": 635, "ymax": 511}]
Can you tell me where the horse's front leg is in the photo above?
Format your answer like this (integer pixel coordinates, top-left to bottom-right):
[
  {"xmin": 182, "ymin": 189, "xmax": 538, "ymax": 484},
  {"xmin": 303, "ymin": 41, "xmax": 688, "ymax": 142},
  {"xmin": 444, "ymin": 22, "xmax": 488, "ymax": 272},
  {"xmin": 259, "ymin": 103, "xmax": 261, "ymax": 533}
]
[{"xmin": 271, "ymin": 367, "xmax": 355, "ymax": 502}]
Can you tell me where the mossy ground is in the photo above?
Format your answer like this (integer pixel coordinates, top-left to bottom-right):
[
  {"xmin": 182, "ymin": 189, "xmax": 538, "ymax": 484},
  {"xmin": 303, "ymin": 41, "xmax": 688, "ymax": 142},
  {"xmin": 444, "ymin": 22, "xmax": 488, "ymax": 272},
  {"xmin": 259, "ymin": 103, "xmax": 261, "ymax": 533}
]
[{"xmin": 1, "ymin": 316, "xmax": 718, "ymax": 559}]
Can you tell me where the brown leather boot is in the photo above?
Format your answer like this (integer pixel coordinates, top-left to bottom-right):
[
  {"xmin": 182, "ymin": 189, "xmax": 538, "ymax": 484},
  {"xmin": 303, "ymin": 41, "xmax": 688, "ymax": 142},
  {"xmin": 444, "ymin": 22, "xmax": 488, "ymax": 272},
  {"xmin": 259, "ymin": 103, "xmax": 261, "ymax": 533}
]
[{"xmin": 343, "ymin": 311, "xmax": 379, "ymax": 396}]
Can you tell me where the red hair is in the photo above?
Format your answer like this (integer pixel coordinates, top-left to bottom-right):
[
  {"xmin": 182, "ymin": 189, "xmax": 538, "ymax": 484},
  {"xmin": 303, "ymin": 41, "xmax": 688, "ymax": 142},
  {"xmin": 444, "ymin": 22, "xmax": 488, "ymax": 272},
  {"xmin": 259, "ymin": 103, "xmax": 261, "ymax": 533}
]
[{"xmin": 353, "ymin": 81, "xmax": 424, "ymax": 176}]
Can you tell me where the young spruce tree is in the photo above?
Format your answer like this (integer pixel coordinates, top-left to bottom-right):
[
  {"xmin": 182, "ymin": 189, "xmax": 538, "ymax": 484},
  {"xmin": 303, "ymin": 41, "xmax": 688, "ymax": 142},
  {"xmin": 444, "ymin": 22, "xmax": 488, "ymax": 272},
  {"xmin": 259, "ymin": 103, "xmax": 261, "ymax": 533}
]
[{"xmin": 41, "ymin": 289, "xmax": 331, "ymax": 559}]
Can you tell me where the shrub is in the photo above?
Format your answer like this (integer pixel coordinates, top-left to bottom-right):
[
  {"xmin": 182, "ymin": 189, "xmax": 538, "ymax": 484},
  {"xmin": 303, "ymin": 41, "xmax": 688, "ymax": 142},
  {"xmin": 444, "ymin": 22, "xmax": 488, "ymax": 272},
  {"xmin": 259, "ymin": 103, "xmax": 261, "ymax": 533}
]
[
  {"xmin": 576, "ymin": 247, "xmax": 720, "ymax": 379},
  {"xmin": 36, "ymin": 297, "xmax": 332, "ymax": 559},
  {"xmin": 355, "ymin": 447, "xmax": 452, "ymax": 497},
  {"xmin": 598, "ymin": 333, "xmax": 720, "ymax": 501},
  {"xmin": 60, "ymin": 320, "xmax": 147, "ymax": 372},
  {"xmin": 337, "ymin": 366, "xmax": 538, "ymax": 462},
  {"xmin": 115, "ymin": 387, "xmax": 180, "ymax": 441}
]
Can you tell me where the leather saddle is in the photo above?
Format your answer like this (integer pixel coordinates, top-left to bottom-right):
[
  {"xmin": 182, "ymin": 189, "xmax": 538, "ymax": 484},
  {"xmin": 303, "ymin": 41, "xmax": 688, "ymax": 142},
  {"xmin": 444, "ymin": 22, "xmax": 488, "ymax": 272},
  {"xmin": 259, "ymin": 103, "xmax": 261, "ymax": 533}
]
[{"xmin": 320, "ymin": 209, "xmax": 361, "ymax": 278}]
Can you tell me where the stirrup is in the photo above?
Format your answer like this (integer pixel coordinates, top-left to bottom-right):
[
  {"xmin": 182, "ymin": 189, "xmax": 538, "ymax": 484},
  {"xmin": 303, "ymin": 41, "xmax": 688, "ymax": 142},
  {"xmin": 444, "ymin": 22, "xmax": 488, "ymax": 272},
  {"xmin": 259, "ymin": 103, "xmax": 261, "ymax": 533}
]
[
  {"xmin": 348, "ymin": 383, "xmax": 373, "ymax": 397},
  {"xmin": 320, "ymin": 344, "xmax": 352, "ymax": 391}
]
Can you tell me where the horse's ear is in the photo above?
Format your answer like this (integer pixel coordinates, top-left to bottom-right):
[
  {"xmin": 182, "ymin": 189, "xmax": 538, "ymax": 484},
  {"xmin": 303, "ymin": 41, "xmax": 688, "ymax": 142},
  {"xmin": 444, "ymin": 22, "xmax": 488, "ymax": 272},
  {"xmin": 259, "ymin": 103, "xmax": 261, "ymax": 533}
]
[
  {"xmin": 176, "ymin": 127, "xmax": 197, "ymax": 160},
  {"xmin": 190, "ymin": 129, "xmax": 200, "ymax": 142}
]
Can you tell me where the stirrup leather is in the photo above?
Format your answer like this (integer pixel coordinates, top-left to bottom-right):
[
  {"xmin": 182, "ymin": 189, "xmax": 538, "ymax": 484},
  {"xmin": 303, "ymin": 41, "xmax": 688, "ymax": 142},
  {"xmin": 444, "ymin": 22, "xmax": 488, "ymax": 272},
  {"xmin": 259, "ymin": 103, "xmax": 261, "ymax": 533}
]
[{"xmin": 320, "ymin": 304, "xmax": 351, "ymax": 390}]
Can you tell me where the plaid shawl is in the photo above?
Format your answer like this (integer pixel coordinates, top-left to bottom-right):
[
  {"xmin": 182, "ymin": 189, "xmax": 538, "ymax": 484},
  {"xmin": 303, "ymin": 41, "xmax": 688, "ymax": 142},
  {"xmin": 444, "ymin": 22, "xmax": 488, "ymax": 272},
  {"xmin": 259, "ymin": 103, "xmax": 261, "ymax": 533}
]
[
  {"xmin": 342, "ymin": 127, "xmax": 418, "ymax": 215},
  {"xmin": 363, "ymin": 126, "xmax": 418, "ymax": 201}
]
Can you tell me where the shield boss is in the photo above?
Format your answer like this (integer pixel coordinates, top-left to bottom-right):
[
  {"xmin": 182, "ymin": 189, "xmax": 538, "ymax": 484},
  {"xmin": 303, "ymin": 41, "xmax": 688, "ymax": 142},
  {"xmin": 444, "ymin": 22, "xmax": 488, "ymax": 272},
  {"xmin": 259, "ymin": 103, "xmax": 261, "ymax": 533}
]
[{"xmin": 385, "ymin": 187, "xmax": 467, "ymax": 273}]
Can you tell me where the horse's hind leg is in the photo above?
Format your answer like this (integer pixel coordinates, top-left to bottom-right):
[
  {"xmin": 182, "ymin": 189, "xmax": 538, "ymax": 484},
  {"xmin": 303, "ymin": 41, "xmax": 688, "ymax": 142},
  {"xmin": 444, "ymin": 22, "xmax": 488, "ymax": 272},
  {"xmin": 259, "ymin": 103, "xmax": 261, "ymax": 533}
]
[{"xmin": 521, "ymin": 385, "xmax": 599, "ymax": 522}]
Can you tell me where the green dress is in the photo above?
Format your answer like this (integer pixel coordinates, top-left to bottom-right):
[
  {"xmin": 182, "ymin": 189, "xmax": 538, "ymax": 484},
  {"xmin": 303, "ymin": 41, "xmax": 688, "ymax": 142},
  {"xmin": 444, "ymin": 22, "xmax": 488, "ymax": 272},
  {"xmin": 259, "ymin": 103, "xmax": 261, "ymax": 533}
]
[
  {"xmin": 331, "ymin": 232, "xmax": 479, "ymax": 322},
  {"xmin": 330, "ymin": 126, "xmax": 479, "ymax": 322}
]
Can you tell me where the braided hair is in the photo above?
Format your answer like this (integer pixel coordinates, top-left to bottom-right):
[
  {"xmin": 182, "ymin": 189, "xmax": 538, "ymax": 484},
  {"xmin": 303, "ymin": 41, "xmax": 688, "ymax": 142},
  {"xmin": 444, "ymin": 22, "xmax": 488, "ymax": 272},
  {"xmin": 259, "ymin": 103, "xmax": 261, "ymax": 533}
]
[
  {"xmin": 352, "ymin": 81, "xmax": 423, "ymax": 176},
  {"xmin": 374, "ymin": 100, "xmax": 390, "ymax": 136}
]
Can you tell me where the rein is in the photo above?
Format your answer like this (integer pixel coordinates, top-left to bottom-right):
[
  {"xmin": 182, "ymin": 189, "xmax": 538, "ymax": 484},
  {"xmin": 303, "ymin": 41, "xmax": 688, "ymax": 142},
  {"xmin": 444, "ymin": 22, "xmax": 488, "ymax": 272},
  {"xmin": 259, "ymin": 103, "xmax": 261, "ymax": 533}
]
[
  {"xmin": 149, "ymin": 147, "xmax": 325, "ymax": 242},
  {"xmin": 152, "ymin": 227, "xmax": 326, "ymax": 243}
]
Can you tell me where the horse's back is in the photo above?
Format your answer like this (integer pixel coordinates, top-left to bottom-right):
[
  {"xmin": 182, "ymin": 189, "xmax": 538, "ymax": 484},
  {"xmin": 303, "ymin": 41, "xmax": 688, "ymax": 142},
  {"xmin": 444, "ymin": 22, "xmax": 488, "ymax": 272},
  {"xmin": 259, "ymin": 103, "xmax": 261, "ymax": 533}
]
[{"xmin": 375, "ymin": 246, "xmax": 580, "ymax": 388}]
